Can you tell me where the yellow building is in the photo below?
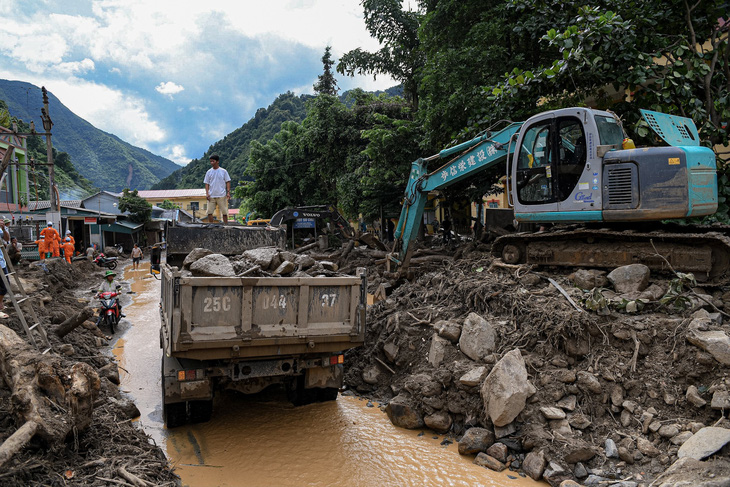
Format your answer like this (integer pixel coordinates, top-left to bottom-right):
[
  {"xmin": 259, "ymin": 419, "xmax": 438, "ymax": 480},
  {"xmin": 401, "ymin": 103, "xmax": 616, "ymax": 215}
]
[{"xmin": 135, "ymin": 189, "xmax": 211, "ymax": 218}]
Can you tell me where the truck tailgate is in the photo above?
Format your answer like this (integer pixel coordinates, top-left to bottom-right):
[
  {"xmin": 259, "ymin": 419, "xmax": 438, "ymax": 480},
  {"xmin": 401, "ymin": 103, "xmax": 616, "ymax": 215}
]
[{"xmin": 161, "ymin": 264, "xmax": 366, "ymax": 360}]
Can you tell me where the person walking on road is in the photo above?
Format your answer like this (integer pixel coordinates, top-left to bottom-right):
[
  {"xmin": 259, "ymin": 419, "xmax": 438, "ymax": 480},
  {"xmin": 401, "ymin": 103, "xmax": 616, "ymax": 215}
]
[
  {"xmin": 204, "ymin": 154, "xmax": 231, "ymax": 224},
  {"xmin": 131, "ymin": 243, "xmax": 143, "ymax": 270}
]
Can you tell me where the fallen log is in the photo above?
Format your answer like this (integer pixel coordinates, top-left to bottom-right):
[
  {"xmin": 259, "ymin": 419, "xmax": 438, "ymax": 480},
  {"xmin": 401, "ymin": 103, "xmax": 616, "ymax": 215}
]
[
  {"xmin": 293, "ymin": 242, "xmax": 319, "ymax": 254},
  {"xmin": 55, "ymin": 307, "xmax": 95, "ymax": 338},
  {"xmin": 0, "ymin": 324, "xmax": 100, "ymax": 469},
  {"xmin": 337, "ymin": 239, "xmax": 355, "ymax": 265}
]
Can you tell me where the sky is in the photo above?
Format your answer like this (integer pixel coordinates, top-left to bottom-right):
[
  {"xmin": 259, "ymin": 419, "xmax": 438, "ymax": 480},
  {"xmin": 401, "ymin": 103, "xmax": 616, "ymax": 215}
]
[{"xmin": 0, "ymin": 0, "xmax": 396, "ymax": 165}]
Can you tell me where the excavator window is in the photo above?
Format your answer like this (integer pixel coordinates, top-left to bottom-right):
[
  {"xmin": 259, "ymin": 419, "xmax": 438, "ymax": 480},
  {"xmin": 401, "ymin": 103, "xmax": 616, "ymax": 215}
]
[
  {"xmin": 516, "ymin": 116, "xmax": 587, "ymax": 204},
  {"xmin": 516, "ymin": 121, "xmax": 555, "ymax": 204},
  {"xmin": 556, "ymin": 118, "xmax": 586, "ymax": 199}
]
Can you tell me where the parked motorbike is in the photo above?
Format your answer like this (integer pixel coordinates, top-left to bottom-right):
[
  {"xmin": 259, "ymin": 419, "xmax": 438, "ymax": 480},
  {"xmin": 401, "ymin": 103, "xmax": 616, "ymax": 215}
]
[
  {"xmin": 96, "ymin": 287, "xmax": 122, "ymax": 333},
  {"xmin": 94, "ymin": 253, "xmax": 118, "ymax": 270}
]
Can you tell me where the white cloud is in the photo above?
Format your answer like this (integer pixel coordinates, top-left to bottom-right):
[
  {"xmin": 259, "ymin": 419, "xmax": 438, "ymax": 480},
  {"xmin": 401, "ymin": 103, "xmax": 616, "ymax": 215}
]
[
  {"xmin": 55, "ymin": 58, "xmax": 95, "ymax": 76},
  {"xmin": 155, "ymin": 81, "xmax": 184, "ymax": 98},
  {"xmin": 159, "ymin": 144, "xmax": 190, "ymax": 165},
  {"xmin": 48, "ymin": 78, "xmax": 166, "ymax": 147}
]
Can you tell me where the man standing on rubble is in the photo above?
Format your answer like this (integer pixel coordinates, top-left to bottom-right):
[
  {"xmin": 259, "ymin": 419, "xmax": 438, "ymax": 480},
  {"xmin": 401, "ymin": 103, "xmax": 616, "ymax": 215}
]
[{"xmin": 204, "ymin": 154, "xmax": 231, "ymax": 224}]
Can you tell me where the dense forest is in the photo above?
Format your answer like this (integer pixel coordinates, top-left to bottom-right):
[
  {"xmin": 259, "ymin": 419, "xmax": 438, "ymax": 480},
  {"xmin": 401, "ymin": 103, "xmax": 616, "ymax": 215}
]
[
  {"xmin": 0, "ymin": 80, "xmax": 179, "ymax": 193},
  {"xmin": 0, "ymin": 100, "xmax": 96, "ymax": 201},
  {"xmin": 152, "ymin": 92, "xmax": 310, "ymax": 190},
  {"xmin": 235, "ymin": 0, "xmax": 729, "ymax": 222}
]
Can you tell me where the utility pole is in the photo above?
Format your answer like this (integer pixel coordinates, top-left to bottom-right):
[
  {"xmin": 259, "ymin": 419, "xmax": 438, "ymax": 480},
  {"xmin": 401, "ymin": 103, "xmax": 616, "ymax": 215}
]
[{"xmin": 40, "ymin": 87, "xmax": 57, "ymax": 213}]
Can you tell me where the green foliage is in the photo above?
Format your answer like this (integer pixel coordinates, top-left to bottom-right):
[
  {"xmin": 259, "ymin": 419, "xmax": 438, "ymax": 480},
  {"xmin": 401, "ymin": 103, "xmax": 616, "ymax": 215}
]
[
  {"xmin": 118, "ymin": 189, "xmax": 152, "ymax": 223},
  {"xmin": 153, "ymin": 92, "xmax": 309, "ymax": 197},
  {"xmin": 159, "ymin": 199, "xmax": 179, "ymax": 209},
  {"xmin": 314, "ymin": 46, "xmax": 339, "ymax": 95},
  {"xmin": 338, "ymin": 0, "xmax": 425, "ymax": 109},
  {"xmin": 659, "ymin": 272, "xmax": 697, "ymax": 311}
]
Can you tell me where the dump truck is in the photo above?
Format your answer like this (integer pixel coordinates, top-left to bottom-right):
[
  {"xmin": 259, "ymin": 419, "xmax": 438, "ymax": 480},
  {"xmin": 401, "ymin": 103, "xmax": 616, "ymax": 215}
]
[{"xmin": 156, "ymin": 223, "xmax": 367, "ymax": 427}]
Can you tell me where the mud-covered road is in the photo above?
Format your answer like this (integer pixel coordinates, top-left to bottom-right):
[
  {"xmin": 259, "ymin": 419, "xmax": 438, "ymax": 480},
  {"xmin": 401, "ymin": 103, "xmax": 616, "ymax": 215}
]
[{"xmin": 112, "ymin": 264, "xmax": 543, "ymax": 487}]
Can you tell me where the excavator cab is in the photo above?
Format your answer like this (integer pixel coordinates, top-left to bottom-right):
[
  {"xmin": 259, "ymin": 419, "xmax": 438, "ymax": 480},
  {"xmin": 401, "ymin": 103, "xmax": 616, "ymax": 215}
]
[{"xmin": 511, "ymin": 108, "xmax": 623, "ymax": 222}]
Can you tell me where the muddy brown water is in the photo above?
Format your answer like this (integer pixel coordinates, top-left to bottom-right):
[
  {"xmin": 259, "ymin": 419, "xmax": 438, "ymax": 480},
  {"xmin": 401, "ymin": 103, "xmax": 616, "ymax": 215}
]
[{"xmin": 113, "ymin": 264, "xmax": 544, "ymax": 487}]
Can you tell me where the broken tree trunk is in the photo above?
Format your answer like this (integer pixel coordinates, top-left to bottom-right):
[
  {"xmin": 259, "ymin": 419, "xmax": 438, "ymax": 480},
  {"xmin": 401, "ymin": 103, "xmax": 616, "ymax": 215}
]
[
  {"xmin": 0, "ymin": 324, "xmax": 100, "ymax": 469},
  {"xmin": 55, "ymin": 307, "xmax": 95, "ymax": 338}
]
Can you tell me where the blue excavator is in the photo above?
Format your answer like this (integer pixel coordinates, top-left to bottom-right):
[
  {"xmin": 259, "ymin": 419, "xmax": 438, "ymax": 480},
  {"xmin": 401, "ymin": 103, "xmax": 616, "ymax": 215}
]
[{"xmin": 389, "ymin": 107, "xmax": 730, "ymax": 283}]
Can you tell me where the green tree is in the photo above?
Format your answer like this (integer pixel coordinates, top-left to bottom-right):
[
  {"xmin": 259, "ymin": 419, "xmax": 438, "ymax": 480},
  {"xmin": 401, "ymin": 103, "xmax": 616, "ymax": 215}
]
[
  {"xmin": 314, "ymin": 46, "xmax": 339, "ymax": 95},
  {"xmin": 338, "ymin": 0, "xmax": 425, "ymax": 109},
  {"xmin": 118, "ymin": 189, "xmax": 152, "ymax": 223},
  {"xmin": 159, "ymin": 199, "xmax": 179, "ymax": 209}
]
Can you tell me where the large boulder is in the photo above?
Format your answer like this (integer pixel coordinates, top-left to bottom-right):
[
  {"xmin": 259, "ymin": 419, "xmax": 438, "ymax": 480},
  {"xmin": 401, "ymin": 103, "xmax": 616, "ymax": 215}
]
[
  {"xmin": 243, "ymin": 247, "xmax": 281, "ymax": 270},
  {"xmin": 607, "ymin": 264, "xmax": 650, "ymax": 293},
  {"xmin": 428, "ymin": 334, "xmax": 451, "ymax": 367},
  {"xmin": 458, "ymin": 427, "xmax": 495, "ymax": 455},
  {"xmin": 572, "ymin": 269, "xmax": 609, "ymax": 290},
  {"xmin": 480, "ymin": 348, "xmax": 533, "ymax": 427},
  {"xmin": 385, "ymin": 393, "xmax": 424, "ymax": 429},
  {"xmin": 686, "ymin": 318, "xmax": 730, "ymax": 366},
  {"xmin": 183, "ymin": 248, "xmax": 213, "ymax": 268},
  {"xmin": 189, "ymin": 254, "xmax": 236, "ymax": 277},
  {"xmin": 459, "ymin": 312, "xmax": 497, "ymax": 362},
  {"xmin": 677, "ymin": 427, "xmax": 730, "ymax": 460}
]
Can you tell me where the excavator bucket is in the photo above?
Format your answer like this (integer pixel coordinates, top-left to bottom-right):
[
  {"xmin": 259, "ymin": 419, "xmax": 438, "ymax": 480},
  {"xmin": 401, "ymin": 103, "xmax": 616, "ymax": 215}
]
[{"xmin": 640, "ymin": 109, "xmax": 701, "ymax": 147}]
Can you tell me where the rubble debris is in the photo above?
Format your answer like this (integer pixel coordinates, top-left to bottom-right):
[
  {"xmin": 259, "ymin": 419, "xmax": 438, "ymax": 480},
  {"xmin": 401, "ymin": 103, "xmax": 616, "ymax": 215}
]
[{"xmin": 344, "ymin": 243, "xmax": 730, "ymax": 486}]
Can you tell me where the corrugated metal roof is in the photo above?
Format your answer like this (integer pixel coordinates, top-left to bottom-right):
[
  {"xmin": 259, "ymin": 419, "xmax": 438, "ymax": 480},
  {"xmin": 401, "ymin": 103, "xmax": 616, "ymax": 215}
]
[
  {"xmin": 136, "ymin": 189, "xmax": 206, "ymax": 198},
  {"xmin": 27, "ymin": 200, "xmax": 82, "ymax": 210}
]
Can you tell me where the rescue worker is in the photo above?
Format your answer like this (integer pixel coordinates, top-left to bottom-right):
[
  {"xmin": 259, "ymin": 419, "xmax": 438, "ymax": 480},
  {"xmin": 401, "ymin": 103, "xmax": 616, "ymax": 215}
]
[
  {"xmin": 41, "ymin": 222, "xmax": 61, "ymax": 258},
  {"xmin": 62, "ymin": 237, "xmax": 74, "ymax": 264},
  {"xmin": 35, "ymin": 234, "xmax": 48, "ymax": 260},
  {"xmin": 65, "ymin": 230, "xmax": 75, "ymax": 248}
]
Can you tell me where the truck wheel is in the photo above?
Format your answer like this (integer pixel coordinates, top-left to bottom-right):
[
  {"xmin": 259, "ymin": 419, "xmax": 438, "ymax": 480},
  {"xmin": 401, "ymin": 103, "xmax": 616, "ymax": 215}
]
[
  {"xmin": 189, "ymin": 399, "xmax": 213, "ymax": 424},
  {"xmin": 164, "ymin": 401, "xmax": 187, "ymax": 428},
  {"xmin": 161, "ymin": 359, "xmax": 187, "ymax": 428},
  {"xmin": 287, "ymin": 376, "xmax": 317, "ymax": 407},
  {"xmin": 316, "ymin": 387, "xmax": 339, "ymax": 402}
]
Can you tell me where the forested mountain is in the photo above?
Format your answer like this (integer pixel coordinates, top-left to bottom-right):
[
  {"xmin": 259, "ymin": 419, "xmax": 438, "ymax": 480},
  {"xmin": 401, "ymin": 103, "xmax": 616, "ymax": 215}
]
[
  {"xmin": 0, "ymin": 80, "xmax": 180, "ymax": 192},
  {"xmin": 152, "ymin": 92, "xmax": 310, "ymax": 190},
  {"xmin": 0, "ymin": 100, "xmax": 96, "ymax": 200}
]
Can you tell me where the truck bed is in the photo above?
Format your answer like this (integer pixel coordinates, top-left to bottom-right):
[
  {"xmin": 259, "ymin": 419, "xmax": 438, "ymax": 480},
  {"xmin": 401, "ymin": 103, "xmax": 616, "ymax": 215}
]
[{"xmin": 160, "ymin": 263, "xmax": 366, "ymax": 361}]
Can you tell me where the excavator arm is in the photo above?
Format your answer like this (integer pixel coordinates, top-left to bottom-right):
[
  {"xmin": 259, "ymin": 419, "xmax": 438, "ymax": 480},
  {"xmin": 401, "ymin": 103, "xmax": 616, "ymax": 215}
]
[{"xmin": 388, "ymin": 121, "xmax": 524, "ymax": 271}]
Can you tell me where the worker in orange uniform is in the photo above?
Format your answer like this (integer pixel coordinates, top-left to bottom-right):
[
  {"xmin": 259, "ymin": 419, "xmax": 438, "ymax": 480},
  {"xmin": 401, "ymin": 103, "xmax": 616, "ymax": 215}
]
[
  {"xmin": 35, "ymin": 235, "xmax": 48, "ymax": 260},
  {"xmin": 41, "ymin": 222, "xmax": 61, "ymax": 258},
  {"xmin": 65, "ymin": 230, "xmax": 75, "ymax": 248},
  {"xmin": 62, "ymin": 237, "xmax": 75, "ymax": 264}
]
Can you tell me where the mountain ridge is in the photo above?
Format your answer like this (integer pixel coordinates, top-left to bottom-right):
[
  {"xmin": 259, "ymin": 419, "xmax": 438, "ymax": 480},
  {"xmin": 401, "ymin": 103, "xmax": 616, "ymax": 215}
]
[{"xmin": 0, "ymin": 79, "xmax": 180, "ymax": 192}]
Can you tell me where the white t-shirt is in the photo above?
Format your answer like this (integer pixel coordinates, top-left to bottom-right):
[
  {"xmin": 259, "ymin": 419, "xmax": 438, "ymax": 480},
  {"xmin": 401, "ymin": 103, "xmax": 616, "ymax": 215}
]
[{"xmin": 204, "ymin": 167, "xmax": 231, "ymax": 198}]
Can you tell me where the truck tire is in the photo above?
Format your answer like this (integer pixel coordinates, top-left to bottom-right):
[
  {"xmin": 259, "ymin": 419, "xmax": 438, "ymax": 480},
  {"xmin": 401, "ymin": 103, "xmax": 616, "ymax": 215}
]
[
  {"xmin": 189, "ymin": 399, "xmax": 213, "ymax": 424},
  {"xmin": 316, "ymin": 387, "xmax": 339, "ymax": 402},
  {"xmin": 287, "ymin": 376, "xmax": 317, "ymax": 407},
  {"xmin": 161, "ymin": 359, "xmax": 187, "ymax": 428},
  {"xmin": 164, "ymin": 401, "xmax": 187, "ymax": 428}
]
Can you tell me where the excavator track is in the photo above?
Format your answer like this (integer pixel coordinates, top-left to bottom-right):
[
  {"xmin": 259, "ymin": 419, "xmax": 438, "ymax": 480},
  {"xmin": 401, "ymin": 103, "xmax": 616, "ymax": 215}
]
[{"xmin": 492, "ymin": 226, "xmax": 730, "ymax": 285}]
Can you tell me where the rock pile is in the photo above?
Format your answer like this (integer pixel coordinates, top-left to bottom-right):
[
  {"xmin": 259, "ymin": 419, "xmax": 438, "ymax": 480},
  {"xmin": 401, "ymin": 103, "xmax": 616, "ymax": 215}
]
[{"xmin": 346, "ymin": 252, "xmax": 730, "ymax": 486}]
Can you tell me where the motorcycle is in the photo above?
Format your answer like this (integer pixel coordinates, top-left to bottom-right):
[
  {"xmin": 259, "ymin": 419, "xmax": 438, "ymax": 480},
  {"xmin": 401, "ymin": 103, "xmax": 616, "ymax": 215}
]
[
  {"xmin": 94, "ymin": 253, "xmax": 118, "ymax": 270},
  {"xmin": 97, "ymin": 287, "xmax": 122, "ymax": 333}
]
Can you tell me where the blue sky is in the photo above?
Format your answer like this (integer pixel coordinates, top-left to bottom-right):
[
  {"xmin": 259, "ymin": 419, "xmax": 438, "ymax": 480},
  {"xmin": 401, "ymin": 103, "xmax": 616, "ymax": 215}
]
[{"xmin": 0, "ymin": 0, "xmax": 396, "ymax": 165}]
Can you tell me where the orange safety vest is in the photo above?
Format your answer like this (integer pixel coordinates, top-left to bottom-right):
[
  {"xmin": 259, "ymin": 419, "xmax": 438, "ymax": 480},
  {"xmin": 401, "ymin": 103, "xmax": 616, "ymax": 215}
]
[{"xmin": 62, "ymin": 242, "xmax": 75, "ymax": 263}]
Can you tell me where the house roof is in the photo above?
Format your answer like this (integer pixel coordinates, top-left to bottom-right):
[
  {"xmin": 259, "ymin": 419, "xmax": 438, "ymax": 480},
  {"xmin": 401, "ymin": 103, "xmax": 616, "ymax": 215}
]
[
  {"xmin": 27, "ymin": 200, "xmax": 83, "ymax": 210},
  {"xmin": 135, "ymin": 189, "xmax": 206, "ymax": 199}
]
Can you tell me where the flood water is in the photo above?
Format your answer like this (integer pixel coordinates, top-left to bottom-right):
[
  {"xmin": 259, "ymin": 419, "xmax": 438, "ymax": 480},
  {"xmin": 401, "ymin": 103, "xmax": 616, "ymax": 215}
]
[{"xmin": 112, "ymin": 264, "xmax": 544, "ymax": 487}]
